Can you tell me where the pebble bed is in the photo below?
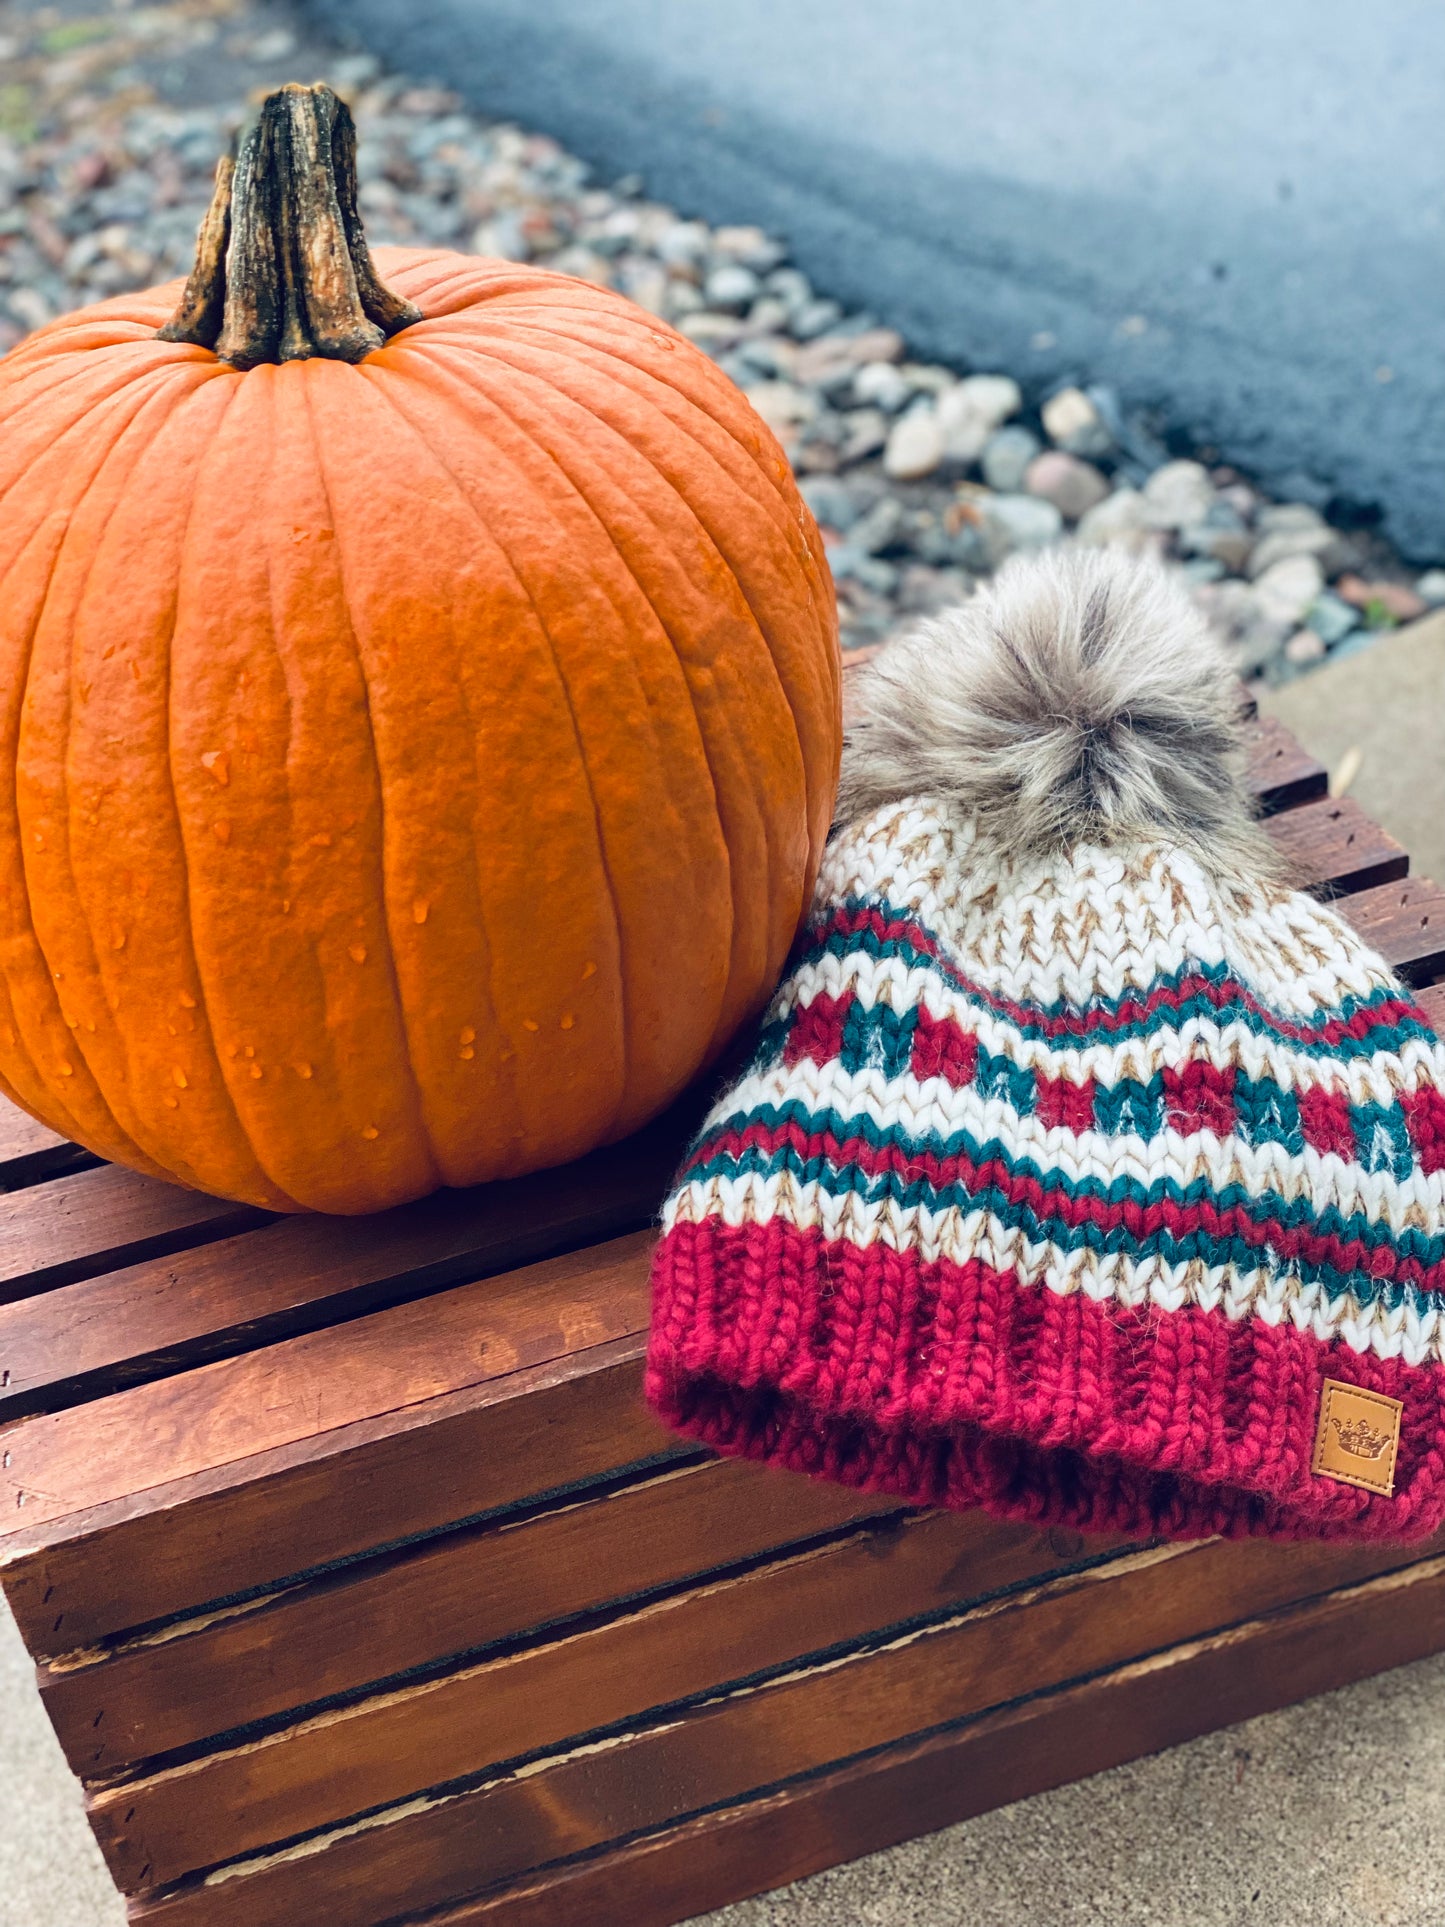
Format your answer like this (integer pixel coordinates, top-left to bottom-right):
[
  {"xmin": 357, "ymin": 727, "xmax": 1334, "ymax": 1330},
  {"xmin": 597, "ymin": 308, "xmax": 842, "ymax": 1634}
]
[{"xmin": 3, "ymin": 0, "xmax": 1442, "ymax": 680}]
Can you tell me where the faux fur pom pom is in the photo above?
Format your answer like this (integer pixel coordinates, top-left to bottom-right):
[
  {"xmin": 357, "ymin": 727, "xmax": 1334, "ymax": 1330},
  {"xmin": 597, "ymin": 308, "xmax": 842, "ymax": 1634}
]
[{"xmin": 838, "ymin": 547, "xmax": 1273, "ymax": 875}]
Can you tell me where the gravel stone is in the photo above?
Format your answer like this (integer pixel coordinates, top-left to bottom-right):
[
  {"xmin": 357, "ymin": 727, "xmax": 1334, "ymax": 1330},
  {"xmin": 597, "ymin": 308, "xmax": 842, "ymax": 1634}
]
[
  {"xmin": 1247, "ymin": 524, "xmax": 1352, "ymax": 580},
  {"xmin": 1075, "ymin": 487, "xmax": 1152, "ymax": 551},
  {"xmin": 981, "ymin": 426, "xmax": 1041, "ymax": 494},
  {"xmin": 1416, "ymin": 570, "xmax": 1445, "ymax": 607},
  {"xmin": 1142, "ymin": 460, "xmax": 1217, "ymax": 531},
  {"xmin": 1253, "ymin": 554, "xmax": 1327, "ymax": 626},
  {"xmin": 852, "ymin": 360, "xmax": 912, "ymax": 413},
  {"xmin": 936, "ymin": 374, "xmax": 1023, "ymax": 465},
  {"xmin": 790, "ymin": 296, "xmax": 844, "ymax": 340},
  {"xmin": 1303, "ymin": 592, "xmax": 1359, "ymax": 647},
  {"xmin": 702, "ymin": 262, "xmax": 760, "ymax": 311},
  {"xmin": 883, "ymin": 406, "xmax": 945, "ymax": 481},
  {"xmin": 978, "ymin": 493, "xmax": 1065, "ymax": 563},
  {"xmin": 797, "ymin": 475, "xmax": 863, "ymax": 534},
  {"xmin": 1023, "ymin": 451, "xmax": 1110, "ymax": 522},
  {"xmin": 1335, "ymin": 575, "xmax": 1429, "ymax": 623},
  {"xmin": 847, "ymin": 497, "xmax": 906, "ymax": 556},
  {"xmin": 1041, "ymin": 386, "xmax": 1113, "ymax": 457},
  {"xmin": 1284, "ymin": 629, "xmax": 1327, "ymax": 665}
]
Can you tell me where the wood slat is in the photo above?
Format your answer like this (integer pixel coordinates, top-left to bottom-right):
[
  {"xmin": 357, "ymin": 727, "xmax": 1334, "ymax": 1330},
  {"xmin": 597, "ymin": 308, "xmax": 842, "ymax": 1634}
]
[
  {"xmin": 126, "ymin": 1533, "xmax": 1440, "ymax": 1926},
  {"xmin": 1417, "ymin": 982, "xmax": 1445, "ymax": 1030},
  {"xmin": 1264, "ymin": 795, "xmax": 1408, "ymax": 897},
  {"xmin": 0, "ymin": 1165, "xmax": 269, "ymax": 1305},
  {"xmin": 88, "ymin": 1510, "xmax": 1140, "ymax": 1890},
  {"xmin": 1337, "ymin": 875, "xmax": 1445, "ymax": 986},
  {"xmin": 0, "ymin": 1097, "xmax": 695, "ymax": 1424},
  {"xmin": 57, "ymin": 1459, "xmax": 901, "ymax": 1775},
  {"xmin": 412, "ymin": 1553, "xmax": 1445, "ymax": 1927},
  {"xmin": 1239, "ymin": 715, "xmax": 1328, "ymax": 814},
  {"xmin": 0, "ymin": 1094, "xmax": 93, "ymax": 1191},
  {"xmin": 0, "ymin": 1241, "xmax": 674, "ymax": 1654}
]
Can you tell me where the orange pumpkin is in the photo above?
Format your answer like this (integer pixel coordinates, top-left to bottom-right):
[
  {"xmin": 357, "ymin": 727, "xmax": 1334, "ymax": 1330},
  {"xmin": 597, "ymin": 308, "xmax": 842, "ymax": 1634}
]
[{"xmin": 0, "ymin": 86, "xmax": 839, "ymax": 1212}]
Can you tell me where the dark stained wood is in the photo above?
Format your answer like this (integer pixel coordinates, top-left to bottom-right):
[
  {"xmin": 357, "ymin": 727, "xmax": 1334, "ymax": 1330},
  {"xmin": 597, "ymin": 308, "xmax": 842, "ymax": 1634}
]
[
  {"xmin": 0, "ymin": 1165, "xmax": 268, "ymax": 1305},
  {"xmin": 0, "ymin": 1097, "xmax": 695, "ymax": 1423},
  {"xmin": 1239, "ymin": 714, "xmax": 1328, "ymax": 814},
  {"xmin": 87, "ymin": 1511, "xmax": 1141, "ymax": 1887},
  {"xmin": 412, "ymin": 1552, "xmax": 1445, "ymax": 1927},
  {"xmin": 1265, "ymin": 794, "xmax": 1409, "ymax": 897},
  {"xmin": 125, "ymin": 1534, "xmax": 1440, "ymax": 1925},
  {"xmin": 59, "ymin": 1459, "xmax": 901, "ymax": 1777},
  {"xmin": 0, "ymin": 1095, "xmax": 94, "ymax": 1191},
  {"xmin": 0, "ymin": 1239, "xmax": 682, "ymax": 1655},
  {"xmin": 1338, "ymin": 875, "xmax": 1445, "ymax": 985}
]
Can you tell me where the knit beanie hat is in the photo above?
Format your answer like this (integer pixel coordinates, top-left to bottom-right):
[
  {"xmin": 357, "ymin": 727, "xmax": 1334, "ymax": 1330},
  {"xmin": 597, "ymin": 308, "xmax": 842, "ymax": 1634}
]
[{"xmin": 646, "ymin": 548, "xmax": 1445, "ymax": 1543}]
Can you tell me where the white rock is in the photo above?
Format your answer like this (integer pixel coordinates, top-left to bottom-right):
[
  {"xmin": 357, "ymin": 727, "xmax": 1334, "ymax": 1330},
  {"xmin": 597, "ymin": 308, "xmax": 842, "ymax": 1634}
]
[
  {"xmin": 1075, "ymin": 486, "xmax": 1151, "ymax": 549},
  {"xmin": 1041, "ymin": 386, "xmax": 1110, "ymax": 456},
  {"xmin": 1141, "ymin": 460, "xmax": 1216, "ymax": 531},
  {"xmin": 1253, "ymin": 554, "xmax": 1326, "ymax": 625},
  {"xmin": 936, "ymin": 375, "xmax": 1023, "ymax": 465},
  {"xmin": 883, "ymin": 406, "xmax": 945, "ymax": 480},
  {"xmin": 1284, "ymin": 629, "xmax": 1327, "ymax": 666},
  {"xmin": 1416, "ymin": 569, "xmax": 1445, "ymax": 607},
  {"xmin": 703, "ymin": 263, "xmax": 761, "ymax": 312},
  {"xmin": 741, "ymin": 380, "xmax": 817, "ymax": 441},
  {"xmin": 1246, "ymin": 524, "xmax": 1345, "ymax": 580},
  {"xmin": 1254, "ymin": 502, "xmax": 1327, "ymax": 536},
  {"xmin": 1023, "ymin": 450, "xmax": 1110, "ymax": 522},
  {"xmin": 981, "ymin": 425, "xmax": 1041, "ymax": 493},
  {"xmin": 852, "ymin": 360, "xmax": 912, "ymax": 413},
  {"xmin": 979, "ymin": 492, "xmax": 1064, "ymax": 562}
]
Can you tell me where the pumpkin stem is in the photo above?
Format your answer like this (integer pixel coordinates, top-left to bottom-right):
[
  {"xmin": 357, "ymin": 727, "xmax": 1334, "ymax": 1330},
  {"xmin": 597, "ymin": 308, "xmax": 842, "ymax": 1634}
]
[{"xmin": 158, "ymin": 84, "xmax": 421, "ymax": 369}]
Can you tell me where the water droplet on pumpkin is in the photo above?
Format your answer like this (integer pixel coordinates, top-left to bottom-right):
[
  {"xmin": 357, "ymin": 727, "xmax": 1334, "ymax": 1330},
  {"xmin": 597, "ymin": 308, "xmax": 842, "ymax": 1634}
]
[
  {"xmin": 309, "ymin": 831, "xmax": 332, "ymax": 848},
  {"xmin": 166, "ymin": 1022, "xmax": 176, "ymax": 1036},
  {"xmin": 225, "ymin": 1043, "xmax": 239, "ymax": 1058},
  {"xmin": 58, "ymin": 1060, "xmax": 73, "ymax": 1076},
  {"xmin": 249, "ymin": 1064, "xmax": 263, "ymax": 1079},
  {"xmin": 31, "ymin": 832, "xmax": 42, "ymax": 848},
  {"xmin": 412, "ymin": 897, "xmax": 428, "ymax": 925},
  {"xmin": 361, "ymin": 1124, "xmax": 379, "ymax": 1140},
  {"xmin": 213, "ymin": 820, "xmax": 231, "ymax": 845},
  {"xmin": 243, "ymin": 1045, "xmax": 255, "ymax": 1059},
  {"xmin": 294, "ymin": 1061, "xmax": 312, "ymax": 1079},
  {"xmin": 163, "ymin": 1095, "xmax": 178, "ymax": 1109},
  {"xmin": 349, "ymin": 944, "xmax": 367, "ymax": 964},
  {"xmin": 581, "ymin": 961, "xmax": 597, "ymax": 980},
  {"xmin": 64, "ymin": 1014, "xmax": 78, "ymax": 1029},
  {"xmin": 179, "ymin": 991, "xmax": 196, "ymax": 1009},
  {"xmin": 172, "ymin": 1067, "xmax": 188, "ymax": 1089},
  {"xmin": 282, "ymin": 899, "xmax": 291, "ymax": 914},
  {"xmin": 560, "ymin": 1013, "xmax": 575, "ymax": 1030},
  {"xmin": 110, "ymin": 925, "xmax": 126, "ymax": 950},
  {"xmin": 200, "ymin": 750, "xmax": 230, "ymax": 787},
  {"xmin": 459, "ymin": 1046, "xmax": 474, "ymax": 1060},
  {"xmin": 459, "ymin": 1026, "xmax": 475, "ymax": 1045},
  {"xmin": 522, "ymin": 1018, "xmax": 539, "ymax": 1033}
]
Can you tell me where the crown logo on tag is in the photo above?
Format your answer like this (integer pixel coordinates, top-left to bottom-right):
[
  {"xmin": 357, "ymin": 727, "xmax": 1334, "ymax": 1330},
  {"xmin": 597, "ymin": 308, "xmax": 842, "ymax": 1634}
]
[
  {"xmin": 1328, "ymin": 1415, "xmax": 1394, "ymax": 1461},
  {"xmin": 1312, "ymin": 1379, "xmax": 1401, "ymax": 1497}
]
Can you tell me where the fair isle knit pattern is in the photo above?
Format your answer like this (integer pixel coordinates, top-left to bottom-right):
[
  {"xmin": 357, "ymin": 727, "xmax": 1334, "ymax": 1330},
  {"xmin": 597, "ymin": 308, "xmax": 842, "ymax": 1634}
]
[
  {"xmin": 648, "ymin": 805, "xmax": 1445, "ymax": 1541},
  {"xmin": 649, "ymin": 552, "xmax": 1445, "ymax": 1541}
]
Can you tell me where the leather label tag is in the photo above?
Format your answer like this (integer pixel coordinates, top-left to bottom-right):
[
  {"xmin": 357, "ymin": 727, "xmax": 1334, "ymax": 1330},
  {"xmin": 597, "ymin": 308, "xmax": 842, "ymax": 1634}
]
[{"xmin": 1312, "ymin": 1378, "xmax": 1401, "ymax": 1497}]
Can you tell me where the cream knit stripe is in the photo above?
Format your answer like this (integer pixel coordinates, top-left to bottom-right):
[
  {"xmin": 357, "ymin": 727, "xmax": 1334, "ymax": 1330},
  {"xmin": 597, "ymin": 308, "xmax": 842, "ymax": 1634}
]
[
  {"xmin": 702, "ymin": 1059, "xmax": 1445, "ymax": 1233},
  {"xmin": 812, "ymin": 804, "xmax": 1398, "ymax": 1023},
  {"xmin": 662, "ymin": 1173, "xmax": 1445, "ymax": 1368},
  {"xmin": 768, "ymin": 948, "xmax": 1444, "ymax": 1102}
]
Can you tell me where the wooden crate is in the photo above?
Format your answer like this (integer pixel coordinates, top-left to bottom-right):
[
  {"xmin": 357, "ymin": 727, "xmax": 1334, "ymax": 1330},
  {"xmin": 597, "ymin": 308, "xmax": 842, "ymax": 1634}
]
[{"xmin": 2, "ymin": 712, "xmax": 1444, "ymax": 1927}]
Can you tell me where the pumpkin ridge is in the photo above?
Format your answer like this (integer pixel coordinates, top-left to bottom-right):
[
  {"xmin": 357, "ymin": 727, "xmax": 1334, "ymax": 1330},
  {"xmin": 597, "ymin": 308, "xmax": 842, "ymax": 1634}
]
[
  {"xmin": 419, "ymin": 316, "xmax": 837, "ymax": 725},
  {"xmin": 12, "ymin": 374, "xmax": 250, "ymax": 1181},
  {"xmin": 154, "ymin": 371, "xmax": 309, "ymax": 1206},
  {"xmin": 486, "ymin": 320, "xmax": 841, "ymax": 864},
  {"xmin": 423, "ymin": 330, "xmax": 824, "ymax": 1008},
  {"xmin": 291, "ymin": 371, "xmax": 446, "ymax": 1194},
  {"xmin": 406, "ymin": 344, "xmax": 776, "ymax": 1087},
  {"xmin": 354, "ymin": 358, "xmax": 639, "ymax": 1143}
]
